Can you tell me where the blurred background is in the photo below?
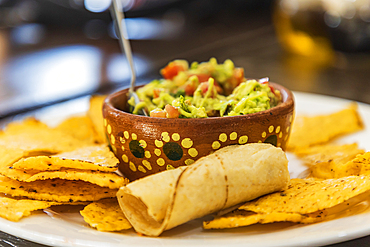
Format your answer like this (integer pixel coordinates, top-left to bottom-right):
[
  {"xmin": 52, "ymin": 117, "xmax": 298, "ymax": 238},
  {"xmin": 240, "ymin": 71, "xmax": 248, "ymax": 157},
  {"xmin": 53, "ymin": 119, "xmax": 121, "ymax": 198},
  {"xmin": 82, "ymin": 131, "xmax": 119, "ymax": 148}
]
[
  {"xmin": 0, "ymin": 1, "xmax": 370, "ymax": 246},
  {"xmin": 0, "ymin": 0, "xmax": 370, "ymax": 119}
]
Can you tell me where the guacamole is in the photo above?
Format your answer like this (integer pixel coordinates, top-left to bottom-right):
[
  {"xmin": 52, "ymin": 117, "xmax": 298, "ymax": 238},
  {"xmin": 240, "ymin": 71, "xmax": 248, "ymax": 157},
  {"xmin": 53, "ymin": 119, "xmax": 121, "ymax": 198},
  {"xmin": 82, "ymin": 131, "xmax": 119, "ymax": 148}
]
[{"xmin": 129, "ymin": 58, "xmax": 281, "ymax": 118}]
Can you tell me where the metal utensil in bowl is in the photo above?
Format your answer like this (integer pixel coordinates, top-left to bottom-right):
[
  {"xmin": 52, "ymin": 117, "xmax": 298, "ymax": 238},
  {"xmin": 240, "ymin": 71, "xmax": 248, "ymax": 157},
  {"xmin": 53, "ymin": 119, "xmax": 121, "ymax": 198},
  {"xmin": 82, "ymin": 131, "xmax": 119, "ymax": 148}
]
[{"xmin": 110, "ymin": 0, "xmax": 147, "ymax": 116}]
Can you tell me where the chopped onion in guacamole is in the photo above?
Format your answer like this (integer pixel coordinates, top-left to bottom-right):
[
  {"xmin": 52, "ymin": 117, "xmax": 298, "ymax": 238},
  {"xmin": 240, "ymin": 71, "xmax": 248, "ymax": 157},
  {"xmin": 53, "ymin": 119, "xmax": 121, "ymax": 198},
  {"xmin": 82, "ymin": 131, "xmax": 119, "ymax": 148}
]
[{"xmin": 129, "ymin": 58, "xmax": 281, "ymax": 118}]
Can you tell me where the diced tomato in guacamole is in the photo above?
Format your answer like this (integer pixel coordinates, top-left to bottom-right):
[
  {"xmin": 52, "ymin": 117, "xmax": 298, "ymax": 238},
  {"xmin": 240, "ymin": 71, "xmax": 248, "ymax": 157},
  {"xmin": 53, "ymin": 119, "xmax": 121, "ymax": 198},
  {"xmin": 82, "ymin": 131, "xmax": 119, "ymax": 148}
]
[{"xmin": 129, "ymin": 58, "xmax": 282, "ymax": 118}]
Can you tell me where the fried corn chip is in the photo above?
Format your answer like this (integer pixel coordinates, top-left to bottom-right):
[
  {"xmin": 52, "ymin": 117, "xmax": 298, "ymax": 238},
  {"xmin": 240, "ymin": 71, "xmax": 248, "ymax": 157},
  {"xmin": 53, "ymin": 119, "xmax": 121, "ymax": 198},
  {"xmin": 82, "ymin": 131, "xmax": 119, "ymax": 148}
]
[
  {"xmin": 0, "ymin": 118, "xmax": 48, "ymax": 134},
  {"xmin": 203, "ymin": 210, "xmax": 324, "ymax": 229},
  {"xmin": 54, "ymin": 115, "xmax": 97, "ymax": 144},
  {"xmin": 0, "ymin": 118, "xmax": 92, "ymax": 173},
  {"xmin": 350, "ymin": 152, "xmax": 370, "ymax": 175},
  {"xmin": 0, "ymin": 196, "xmax": 58, "ymax": 222},
  {"xmin": 1, "ymin": 168, "xmax": 127, "ymax": 189},
  {"xmin": 87, "ymin": 95, "xmax": 107, "ymax": 144},
  {"xmin": 204, "ymin": 176, "xmax": 370, "ymax": 229},
  {"xmin": 0, "ymin": 118, "xmax": 90, "ymax": 151},
  {"xmin": 240, "ymin": 176, "xmax": 370, "ymax": 215},
  {"xmin": 295, "ymin": 143, "xmax": 365, "ymax": 179},
  {"xmin": 0, "ymin": 175, "xmax": 117, "ymax": 202},
  {"xmin": 80, "ymin": 198, "xmax": 131, "ymax": 232},
  {"xmin": 12, "ymin": 145, "xmax": 119, "ymax": 172},
  {"xmin": 0, "ymin": 145, "xmax": 125, "ymax": 188},
  {"xmin": 287, "ymin": 103, "xmax": 363, "ymax": 151}
]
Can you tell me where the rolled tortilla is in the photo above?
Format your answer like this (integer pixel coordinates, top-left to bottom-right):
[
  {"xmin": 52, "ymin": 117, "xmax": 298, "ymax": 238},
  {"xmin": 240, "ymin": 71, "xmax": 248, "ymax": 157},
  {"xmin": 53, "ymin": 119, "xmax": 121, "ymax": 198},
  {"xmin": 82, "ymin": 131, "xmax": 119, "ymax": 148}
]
[{"xmin": 117, "ymin": 143, "xmax": 290, "ymax": 236}]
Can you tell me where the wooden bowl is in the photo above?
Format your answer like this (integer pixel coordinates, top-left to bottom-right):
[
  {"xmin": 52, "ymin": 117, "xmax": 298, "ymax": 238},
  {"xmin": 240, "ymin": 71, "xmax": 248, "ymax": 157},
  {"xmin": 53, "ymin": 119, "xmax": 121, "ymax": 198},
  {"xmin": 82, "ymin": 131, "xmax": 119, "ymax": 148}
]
[{"xmin": 103, "ymin": 82, "xmax": 294, "ymax": 181}]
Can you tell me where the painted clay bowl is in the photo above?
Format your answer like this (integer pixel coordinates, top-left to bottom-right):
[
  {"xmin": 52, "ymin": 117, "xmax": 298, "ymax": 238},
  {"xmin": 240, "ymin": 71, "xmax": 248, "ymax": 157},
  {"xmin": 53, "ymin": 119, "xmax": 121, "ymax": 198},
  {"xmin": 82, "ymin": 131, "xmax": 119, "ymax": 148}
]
[{"xmin": 103, "ymin": 82, "xmax": 294, "ymax": 181}]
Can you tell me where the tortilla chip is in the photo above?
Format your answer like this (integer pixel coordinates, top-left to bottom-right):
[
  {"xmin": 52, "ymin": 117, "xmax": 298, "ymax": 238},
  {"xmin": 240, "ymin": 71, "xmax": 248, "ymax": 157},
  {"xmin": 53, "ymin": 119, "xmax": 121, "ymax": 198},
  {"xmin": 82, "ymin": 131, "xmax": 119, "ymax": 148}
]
[
  {"xmin": 0, "ymin": 144, "xmax": 125, "ymax": 188},
  {"xmin": 54, "ymin": 115, "xmax": 97, "ymax": 144},
  {"xmin": 0, "ymin": 117, "xmax": 90, "ymax": 151},
  {"xmin": 240, "ymin": 176, "xmax": 370, "ymax": 215},
  {"xmin": 204, "ymin": 176, "xmax": 370, "ymax": 229},
  {"xmin": 80, "ymin": 198, "xmax": 131, "ymax": 232},
  {"xmin": 87, "ymin": 95, "xmax": 107, "ymax": 144},
  {"xmin": 287, "ymin": 103, "xmax": 363, "ymax": 151},
  {"xmin": 0, "ymin": 196, "xmax": 58, "ymax": 222},
  {"xmin": 350, "ymin": 152, "xmax": 370, "ymax": 176},
  {"xmin": 0, "ymin": 175, "xmax": 117, "ymax": 202},
  {"xmin": 203, "ymin": 210, "xmax": 324, "ymax": 229},
  {"xmin": 295, "ymin": 143, "xmax": 365, "ymax": 179},
  {"xmin": 0, "ymin": 118, "xmax": 48, "ymax": 134},
  {"xmin": 0, "ymin": 118, "xmax": 92, "ymax": 174},
  {"xmin": 0, "ymin": 168, "xmax": 127, "ymax": 189},
  {"xmin": 12, "ymin": 145, "xmax": 119, "ymax": 172}
]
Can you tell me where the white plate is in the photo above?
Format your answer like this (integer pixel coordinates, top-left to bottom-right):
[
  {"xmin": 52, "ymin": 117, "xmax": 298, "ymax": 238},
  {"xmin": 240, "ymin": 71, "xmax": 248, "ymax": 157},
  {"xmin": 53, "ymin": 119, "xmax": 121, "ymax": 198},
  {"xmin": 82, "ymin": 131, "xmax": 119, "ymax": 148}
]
[{"xmin": 1, "ymin": 92, "xmax": 370, "ymax": 247}]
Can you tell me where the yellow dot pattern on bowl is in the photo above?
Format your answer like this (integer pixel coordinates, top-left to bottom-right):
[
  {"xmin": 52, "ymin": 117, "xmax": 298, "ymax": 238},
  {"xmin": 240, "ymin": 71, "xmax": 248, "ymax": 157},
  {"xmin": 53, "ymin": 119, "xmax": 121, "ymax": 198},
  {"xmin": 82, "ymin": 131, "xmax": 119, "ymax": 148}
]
[
  {"xmin": 162, "ymin": 132, "xmax": 170, "ymax": 142},
  {"xmin": 119, "ymin": 137, "xmax": 125, "ymax": 144},
  {"xmin": 121, "ymin": 146, "xmax": 125, "ymax": 151},
  {"xmin": 142, "ymin": 160, "xmax": 152, "ymax": 170},
  {"xmin": 138, "ymin": 165, "xmax": 146, "ymax": 173},
  {"xmin": 276, "ymin": 126, "xmax": 281, "ymax": 134},
  {"xmin": 154, "ymin": 148, "xmax": 161, "ymax": 156},
  {"xmin": 262, "ymin": 132, "xmax": 267, "ymax": 138},
  {"xmin": 230, "ymin": 132, "xmax": 237, "ymax": 140},
  {"xmin": 268, "ymin": 125, "xmax": 274, "ymax": 133},
  {"xmin": 131, "ymin": 133, "xmax": 137, "ymax": 140},
  {"xmin": 110, "ymin": 135, "xmax": 115, "ymax": 145},
  {"xmin": 188, "ymin": 148, "xmax": 198, "ymax": 157},
  {"xmin": 219, "ymin": 133, "xmax": 227, "ymax": 142},
  {"xmin": 107, "ymin": 124, "xmax": 112, "ymax": 134},
  {"xmin": 155, "ymin": 140, "xmax": 163, "ymax": 148},
  {"xmin": 145, "ymin": 151, "xmax": 151, "ymax": 158},
  {"xmin": 157, "ymin": 158, "xmax": 165, "ymax": 166},
  {"xmin": 181, "ymin": 138, "xmax": 193, "ymax": 148},
  {"xmin": 286, "ymin": 126, "xmax": 290, "ymax": 133},
  {"xmin": 185, "ymin": 159, "xmax": 195, "ymax": 165},
  {"xmin": 279, "ymin": 132, "xmax": 283, "ymax": 138},
  {"xmin": 172, "ymin": 133, "xmax": 180, "ymax": 141},
  {"xmin": 104, "ymin": 118, "xmax": 107, "ymax": 127},
  {"xmin": 124, "ymin": 131, "xmax": 129, "ymax": 139},
  {"xmin": 166, "ymin": 164, "xmax": 175, "ymax": 170},
  {"xmin": 212, "ymin": 141, "xmax": 221, "ymax": 149},
  {"xmin": 129, "ymin": 161, "xmax": 136, "ymax": 172},
  {"xmin": 122, "ymin": 154, "xmax": 128, "ymax": 163},
  {"xmin": 139, "ymin": 140, "xmax": 147, "ymax": 148},
  {"xmin": 239, "ymin": 135, "xmax": 248, "ymax": 144}
]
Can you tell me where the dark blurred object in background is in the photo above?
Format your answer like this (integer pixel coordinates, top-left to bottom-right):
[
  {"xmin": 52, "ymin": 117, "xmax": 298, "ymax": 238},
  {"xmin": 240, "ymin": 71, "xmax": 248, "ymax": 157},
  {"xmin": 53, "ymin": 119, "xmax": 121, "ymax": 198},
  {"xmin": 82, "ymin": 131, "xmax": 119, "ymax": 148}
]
[{"xmin": 274, "ymin": 0, "xmax": 370, "ymax": 56}]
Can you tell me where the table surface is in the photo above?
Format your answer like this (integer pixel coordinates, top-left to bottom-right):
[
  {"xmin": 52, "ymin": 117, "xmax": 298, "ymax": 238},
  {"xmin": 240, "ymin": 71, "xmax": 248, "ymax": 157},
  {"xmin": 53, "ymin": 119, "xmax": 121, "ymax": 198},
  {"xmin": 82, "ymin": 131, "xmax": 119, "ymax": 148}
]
[{"xmin": 0, "ymin": 0, "xmax": 370, "ymax": 246}]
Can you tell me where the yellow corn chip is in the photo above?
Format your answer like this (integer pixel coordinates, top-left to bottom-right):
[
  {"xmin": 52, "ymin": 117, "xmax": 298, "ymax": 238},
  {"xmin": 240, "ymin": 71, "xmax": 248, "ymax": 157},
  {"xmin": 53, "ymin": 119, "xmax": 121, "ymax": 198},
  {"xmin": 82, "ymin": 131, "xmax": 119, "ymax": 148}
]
[
  {"xmin": 240, "ymin": 176, "xmax": 370, "ymax": 215},
  {"xmin": 287, "ymin": 103, "xmax": 363, "ymax": 151},
  {"xmin": 80, "ymin": 198, "xmax": 131, "ymax": 232},
  {"xmin": 12, "ymin": 145, "xmax": 119, "ymax": 172},
  {"xmin": 0, "ymin": 168, "xmax": 127, "ymax": 189},
  {"xmin": 0, "ymin": 118, "xmax": 89, "ymax": 152},
  {"xmin": 204, "ymin": 176, "xmax": 370, "ymax": 229},
  {"xmin": 0, "ymin": 118, "xmax": 92, "ymax": 174},
  {"xmin": 0, "ymin": 118, "xmax": 48, "ymax": 134},
  {"xmin": 203, "ymin": 210, "xmax": 324, "ymax": 229},
  {"xmin": 0, "ymin": 196, "xmax": 58, "ymax": 222},
  {"xmin": 54, "ymin": 115, "xmax": 97, "ymax": 144},
  {"xmin": 295, "ymin": 143, "xmax": 364, "ymax": 179},
  {"xmin": 0, "ymin": 175, "xmax": 117, "ymax": 202},
  {"xmin": 0, "ymin": 144, "xmax": 125, "ymax": 189},
  {"xmin": 347, "ymin": 152, "xmax": 370, "ymax": 176},
  {"xmin": 87, "ymin": 95, "xmax": 107, "ymax": 144}
]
